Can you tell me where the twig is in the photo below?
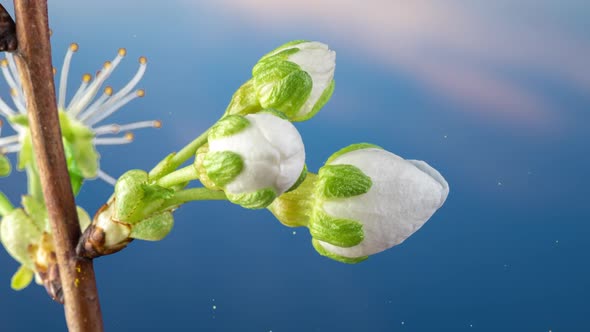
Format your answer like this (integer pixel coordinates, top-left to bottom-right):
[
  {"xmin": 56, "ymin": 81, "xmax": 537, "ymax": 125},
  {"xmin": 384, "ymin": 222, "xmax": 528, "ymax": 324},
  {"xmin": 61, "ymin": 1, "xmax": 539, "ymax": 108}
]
[{"xmin": 12, "ymin": 1, "xmax": 103, "ymax": 331}]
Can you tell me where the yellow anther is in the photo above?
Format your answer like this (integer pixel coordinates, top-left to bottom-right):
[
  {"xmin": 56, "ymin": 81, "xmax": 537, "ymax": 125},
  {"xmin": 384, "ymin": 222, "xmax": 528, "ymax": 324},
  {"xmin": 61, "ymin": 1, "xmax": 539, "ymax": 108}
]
[
  {"xmin": 124, "ymin": 132, "xmax": 134, "ymax": 141},
  {"xmin": 136, "ymin": 89, "xmax": 145, "ymax": 97},
  {"xmin": 153, "ymin": 120, "xmax": 162, "ymax": 128},
  {"xmin": 82, "ymin": 73, "xmax": 92, "ymax": 83},
  {"xmin": 9, "ymin": 88, "xmax": 17, "ymax": 97},
  {"xmin": 0, "ymin": 59, "xmax": 8, "ymax": 67},
  {"xmin": 70, "ymin": 43, "xmax": 79, "ymax": 52},
  {"xmin": 53, "ymin": 67, "xmax": 57, "ymax": 76},
  {"xmin": 118, "ymin": 48, "xmax": 127, "ymax": 57},
  {"xmin": 104, "ymin": 86, "xmax": 113, "ymax": 96},
  {"xmin": 49, "ymin": 29, "xmax": 53, "ymax": 37},
  {"xmin": 103, "ymin": 60, "xmax": 112, "ymax": 69},
  {"xmin": 139, "ymin": 56, "xmax": 147, "ymax": 65}
]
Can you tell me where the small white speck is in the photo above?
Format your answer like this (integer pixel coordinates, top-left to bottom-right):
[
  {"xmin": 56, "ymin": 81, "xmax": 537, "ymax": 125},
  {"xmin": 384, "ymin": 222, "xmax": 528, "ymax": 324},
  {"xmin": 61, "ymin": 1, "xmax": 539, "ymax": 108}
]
[
  {"xmin": 443, "ymin": 135, "xmax": 448, "ymax": 139},
  {"xmin": 292, "ymin": 231, "xmax": 297, "ymax": 235},
  {"xmin": 401, "ymin": 321, "xmax": 405, "ymax": 325},
  {"xmin": 470, "ymin": 324, "xmax": 473, "ymax": 327},
  {"xmin": 497, "ymin": 181, "xmax": 503, "ymax": 186},
  {"xmin": 212, "ymin": 305, "xmax": 217, "ymax": 310}
]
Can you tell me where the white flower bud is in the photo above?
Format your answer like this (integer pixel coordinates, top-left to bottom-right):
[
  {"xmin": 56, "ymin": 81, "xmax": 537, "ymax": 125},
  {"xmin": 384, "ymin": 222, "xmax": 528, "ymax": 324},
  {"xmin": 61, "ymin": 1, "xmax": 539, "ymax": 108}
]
[
  {"xmin": 310, "ymin": 144, "xmax": 449, "ymax": 263},
  {"xmin": 201, "ymin": 110, "xmax": 306, "ymax": 209},
  {"xmin": 226, "ymin": 40, "xmax": 336, "ymax": 121}
]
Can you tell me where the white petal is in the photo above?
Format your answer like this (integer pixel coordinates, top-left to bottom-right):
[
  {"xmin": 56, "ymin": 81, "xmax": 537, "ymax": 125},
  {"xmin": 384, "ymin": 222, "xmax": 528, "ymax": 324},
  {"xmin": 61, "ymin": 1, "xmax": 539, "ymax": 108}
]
[
  {"xmin": 319, "ymin": 148, "xmax": 448, "ymax": 258},
  {"xmin": 287, "ymin": 42, "xmax": 336, "ymax": 118}
]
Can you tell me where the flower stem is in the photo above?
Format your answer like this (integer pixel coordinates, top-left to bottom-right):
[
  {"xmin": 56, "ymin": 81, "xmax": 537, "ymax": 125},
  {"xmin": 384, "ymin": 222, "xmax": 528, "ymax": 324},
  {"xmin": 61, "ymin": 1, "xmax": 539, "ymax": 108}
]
[
  {"xmin": 12, "ymin": 1, "xmax": 103, "ymax": 331},
  {"xmin": 156, "ymin": 164, "xmax": 199, "ymax": 188},
  {"xmin": 159, "ymin": 187, "xmax": 226, "ymax": 211},
  {"xmin": 0, "ymin": 191, "xmax": 14, "ymax": 217},
  {"xmin": 169, "ymin": 129, "xmax": 209, "ymax": 170}
]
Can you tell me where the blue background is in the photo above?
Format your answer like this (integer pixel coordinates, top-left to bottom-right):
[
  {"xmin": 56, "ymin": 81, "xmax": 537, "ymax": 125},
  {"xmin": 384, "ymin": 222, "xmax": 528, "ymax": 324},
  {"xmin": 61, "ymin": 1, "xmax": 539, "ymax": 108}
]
[{"xmin": 1, "ymin": 1, "xmax": 589, "ymax": 331}]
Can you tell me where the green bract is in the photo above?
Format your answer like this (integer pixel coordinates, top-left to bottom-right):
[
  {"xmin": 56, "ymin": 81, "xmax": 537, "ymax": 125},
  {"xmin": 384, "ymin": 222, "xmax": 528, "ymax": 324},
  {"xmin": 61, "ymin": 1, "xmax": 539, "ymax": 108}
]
[
  {"xmin": 225, "ymin": 40, "xmax": 336, "ymax": 121},
  {"xmin": 0, "ymin": 154, "xmax": 10, "ymax": 177},
  {"xmin": 199, "ymin": 111, "xmax": 306, "ymax": 209},
  {"xmin": 114, "ymin": 170, "xmax": 174, "ymax": 224}
]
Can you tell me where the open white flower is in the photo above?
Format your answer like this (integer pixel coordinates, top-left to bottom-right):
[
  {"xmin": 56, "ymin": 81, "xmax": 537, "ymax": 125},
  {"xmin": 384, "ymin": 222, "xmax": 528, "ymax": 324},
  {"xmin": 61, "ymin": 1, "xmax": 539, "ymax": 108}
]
[
  {"xmin": 197, "ymin": 110, "xmax": 306, "ymax": 209},
  {"xmin": 225, "ymin": 40, "xmax": 336, "ymax": 122},
  {"xmin": 0, "ymin": 43, "xmax": 160, "ymax": 186}
]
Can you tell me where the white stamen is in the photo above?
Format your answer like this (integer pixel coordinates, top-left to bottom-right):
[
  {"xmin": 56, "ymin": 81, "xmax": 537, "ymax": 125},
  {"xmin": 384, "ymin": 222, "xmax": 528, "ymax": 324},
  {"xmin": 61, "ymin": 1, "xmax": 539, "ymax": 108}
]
[
  {"xmin": 1, "ymin": 144, "xmax": 21, "ymax": 154},
  {"xmin": 1, "ymin": 60, "xmax": 19, "ymax": 94},
  {"xmin": 10, "ymin": 89, "xmax": 27, "ymax": 114},
  {"xmin": 5, "ymin": 54, "xmax": 21, "ymax": 90},
  {"xmin": 101, "ymin": 57, "xmax": 146, "ymax": 109},
  {"xmin": 93, "ymin": 132, "xmax": 134, "ymax": 145},
  {"xmin": 0, "ymin": 134, "xmax": 19, "ymax": 146},
  {"xmin": 66, "ymin": 74, "xmax": 92, "ymax": 111},
  {"xmin": 96, "ymin": 169, "xmax": 116, "ymax": 185},
  {"xmin": 69, "ymin": 49, "xmax": 127, "ymax": 116},
  {"xmin": 0, "ymin": 97, "xmax": 16, "ymax": 118},
  {"xmin": 93, "ymin": 120, "xmax": 160, "ymax": 135},
  {"xmin": 85, "ymin": 90, "xmax": 144, "ymax": 127},
  {"xmin": 59, "ymin": 43, "xmax": 78, "ymax": 109},
  {"xmin": 78, "ymin": 87, "xmax": 113, "ymax": 122}
]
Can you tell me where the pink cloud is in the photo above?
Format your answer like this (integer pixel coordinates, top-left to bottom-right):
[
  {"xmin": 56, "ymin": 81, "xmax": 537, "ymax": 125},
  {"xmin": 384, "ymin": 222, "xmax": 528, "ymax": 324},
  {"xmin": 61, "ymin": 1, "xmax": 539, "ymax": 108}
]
[{"xmin": 198, "ymin": 0, "xmax": 589, "ymax": 128}]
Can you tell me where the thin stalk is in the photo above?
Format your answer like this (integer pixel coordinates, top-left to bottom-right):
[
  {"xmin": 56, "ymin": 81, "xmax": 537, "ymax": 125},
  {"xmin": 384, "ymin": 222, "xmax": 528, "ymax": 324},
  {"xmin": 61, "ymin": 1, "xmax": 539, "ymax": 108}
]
[
  {"xmin": 159, "ymin": 187, "xmax": 226, "ymax": 211},
  {"xmin": 156, "ymin": 164, "xmax": 199, "ymax": 188},
  {"xmin": 12, "ymin": 1, "xmax": 103, "ymax": 331},
  {"xmin": 0, "ymin": 191, "xmax": 14, "ymax": 216},
  {"xmin": 168, "ymin": 129, "xmax": 209, "ymax": 169}
]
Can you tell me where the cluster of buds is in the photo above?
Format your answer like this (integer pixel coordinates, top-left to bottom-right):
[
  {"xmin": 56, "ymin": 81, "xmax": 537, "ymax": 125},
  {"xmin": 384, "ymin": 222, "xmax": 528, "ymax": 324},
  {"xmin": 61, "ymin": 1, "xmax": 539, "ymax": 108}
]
[
  {"xmin": 3, "ymin": 37, "xmax": 449, "ymax": 301},
  {"xmin": 76, "ymin": 40, "xmax": 448, "ymax": 264}
]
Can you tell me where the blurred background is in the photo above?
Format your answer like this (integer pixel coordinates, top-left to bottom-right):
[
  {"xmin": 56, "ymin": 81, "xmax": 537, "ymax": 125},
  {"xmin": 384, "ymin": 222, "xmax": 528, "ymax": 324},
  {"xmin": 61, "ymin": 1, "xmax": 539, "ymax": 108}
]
[{"xmin": 1, "ymin": 0, "xmax": 589, "ymax": 331}]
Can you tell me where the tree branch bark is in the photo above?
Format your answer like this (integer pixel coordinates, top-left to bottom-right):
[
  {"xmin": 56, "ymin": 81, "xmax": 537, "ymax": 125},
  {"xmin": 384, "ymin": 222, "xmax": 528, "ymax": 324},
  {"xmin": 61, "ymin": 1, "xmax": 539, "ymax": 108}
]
[{"xmin": 12, "ymin": 1, "xmax": 104, "ymax": 331}]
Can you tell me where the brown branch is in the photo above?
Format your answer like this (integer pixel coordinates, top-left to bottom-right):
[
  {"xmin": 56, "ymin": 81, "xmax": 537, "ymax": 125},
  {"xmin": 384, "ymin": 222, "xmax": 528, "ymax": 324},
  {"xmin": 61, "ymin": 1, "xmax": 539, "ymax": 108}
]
[{"xmin": 12, "ymin": 1, "xmax": 104, "ymax": 331}]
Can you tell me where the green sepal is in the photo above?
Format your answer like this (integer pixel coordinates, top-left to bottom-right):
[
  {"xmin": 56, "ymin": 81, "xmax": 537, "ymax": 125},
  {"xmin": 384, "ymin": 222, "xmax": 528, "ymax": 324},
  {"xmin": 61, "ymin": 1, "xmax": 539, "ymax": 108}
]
[
  {"xmin": 286, "ymin": 164, "xmax": 307, "ymax": 193},
  {"xmin": 309, "ymin": 209, "xmax": 364, "ymax": 247},
  {"xmin": 21, "ymin": 195, "xmax": 47, "ymax": 233},
  {"xmin": 253, "ymin": 58, "xmax": 312, "ymax": 118},
  {"xmin": 63, "ymin": 138, "xmax": 85, "ymax": 195},
  {"xmin": 130, "ymin": 211, "xmax": 174, "ymax": 241},
  {"xmin": 326, "ymin": 143, "xmax": 382, "ymax": 164},
  {"xmin": 17, "ymin": 132, "xmax": 33, "ymax": 170},
  {"xmin": 258, "ymin": 40, "xmax": 307, "ymax": 61},
  {"xmin": 224, "ymin": 79, "xmax": 263, "ymax": 117},
  {"xmin": 0, "ymin": 155, "xmax": 11, "ymax": 177},
  {"xmin": 148, "ymin": 152, "xmax": 176, "ymax": 181},
  {"xmin": 202, "ymin": 151, "xmax": 244, "ymax": 187},
  {"xmin": 293, "ymin": 79, "xmax": 335, "ymax": 122},
  {"xmin": 0, "ymin": 208, "xmax": 42, "ymax": 268},
  {"xmin": 312, "ymin": 239, "xmax": 368, "ymax": 264},
  {"xmin": 259, "ymin": 108, "xmax": 288, "ymax": 120},
  {"xmin": 317, "ymin": 164, "xmax": 372, "ymax": 199},
  {"xmin": 59, "ymin": 111, "xmax": 98, "ymax": 179},
  {"xmin": 11, "ymin": 265, "xmax": 34, "ymax": 290},
  {"xmin": 114, "ymin": 169, "xmax": 174, "ymax": 224},
  {"xmin": 114, "ymin": 170, "xmax": 148, "ymax": 223},
  {"xmin": 209, "ymin": 115, "xmax": 250, "ymax": 141},
  {"xmin": 227, "ymin": 187, "xmax": 276, "ymax": 209},
  {"xmin": 268, "ymin": 173, "xmax": 317, "ymax": 227},
  {"xmin": 8, "ymin": 114, "xmax": 28, "ymax": 127}
]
